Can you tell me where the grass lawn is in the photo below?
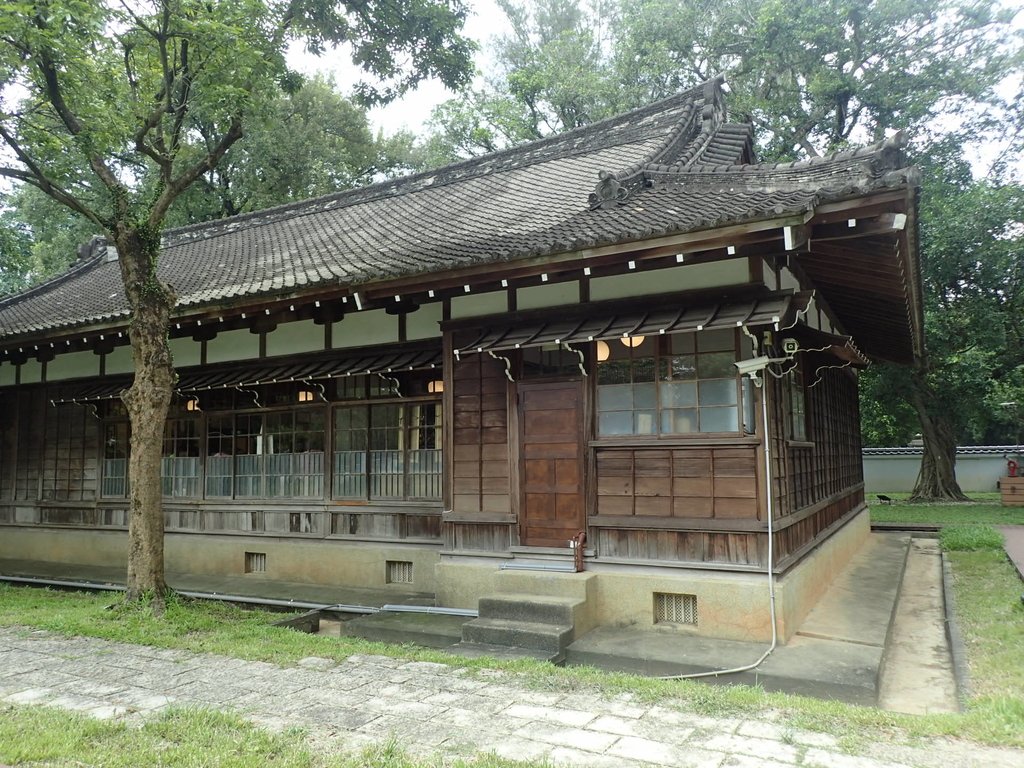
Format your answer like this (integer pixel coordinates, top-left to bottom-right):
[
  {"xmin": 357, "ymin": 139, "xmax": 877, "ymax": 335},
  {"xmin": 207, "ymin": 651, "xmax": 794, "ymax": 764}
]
[
  {"xmin": 0, "ymin": 705, "xmax": 539, "ymax": 768},
  {"xmin": 869, "ymin": 494, "xmax": 1024, "ymax": 525},
  {"xmin": 2, "ymin": 564, "xmax": 1024, "ymax": 765}
]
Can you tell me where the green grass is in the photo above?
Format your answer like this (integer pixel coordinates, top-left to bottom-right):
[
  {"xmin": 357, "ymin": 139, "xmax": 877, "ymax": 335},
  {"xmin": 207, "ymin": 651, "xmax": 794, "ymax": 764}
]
[
  {"xmin": 0, "ymin": 704, "xmax": 546, "ymax": 768},
  {"xmin": 945, "ymin": 549, "xmax": 1024, "ymax": 744},
  {"xmin": 2, "ymin": 560, "xmax": 1024, "ymax": 755},
  {"xmin": 869, "ymin": 496, "xmax": 1024, "ymax": 526},
  {"xmin": 940, "ymin": 524, "xmax": 1006, "ymax": 551}
]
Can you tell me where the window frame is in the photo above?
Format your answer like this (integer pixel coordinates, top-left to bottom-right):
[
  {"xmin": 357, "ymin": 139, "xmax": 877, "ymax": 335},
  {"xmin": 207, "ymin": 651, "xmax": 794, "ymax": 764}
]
[{"xmin": 593, "ymin": 329, "xmax": 753, "ymax": 441}]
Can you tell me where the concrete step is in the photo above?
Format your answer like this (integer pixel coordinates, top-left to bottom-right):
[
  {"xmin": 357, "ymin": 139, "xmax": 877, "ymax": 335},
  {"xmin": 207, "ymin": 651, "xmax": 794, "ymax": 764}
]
[
  {"xmin": 341, "ymin": 611, "xmax": 469, "ymax": 649},
  {"xmin": 462, "ymin": 617, "xmax": 573, "ymax": 654},
  {"xmin": 445, "ymin": 642, "xmax": 564, "ymax": 665},
  {"xmin": 493, "ymin": 569, "xmax": 596, "ymax": 602},
  {"xmin": 478, "ymin": 594, "xmax": 581, "ymax": 626}
]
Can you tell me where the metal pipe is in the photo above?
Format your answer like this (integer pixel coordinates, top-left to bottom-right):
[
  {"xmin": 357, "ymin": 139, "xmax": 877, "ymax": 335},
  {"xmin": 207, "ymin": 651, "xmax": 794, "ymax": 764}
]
[
  {"xmin": 380, "ymin": 604, "xmax": 478, "ymax": 617},
  {"xmin": 657, "ymin": 352, "xmax": 778, "ymax": 680},
  {"xmin": 499, "ymin": 562, "xmax": 576, "ymax": 573}
]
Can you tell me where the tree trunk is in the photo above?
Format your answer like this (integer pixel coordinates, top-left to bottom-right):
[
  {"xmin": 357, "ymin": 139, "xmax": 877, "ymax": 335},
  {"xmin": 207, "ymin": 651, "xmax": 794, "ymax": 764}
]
[
  {"xmin": 908, "ymin": 366, "xmax": 969, "ymax": 502},
  {"xmin": 115, "ymin": 225, "xmax": 176, "ymax": 610}
]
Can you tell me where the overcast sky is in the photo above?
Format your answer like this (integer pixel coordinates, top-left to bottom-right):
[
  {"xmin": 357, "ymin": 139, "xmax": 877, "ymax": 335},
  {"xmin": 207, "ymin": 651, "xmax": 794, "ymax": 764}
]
[{"xmin": 287, "ymin": 0, "xmax": 512, "ymax": 137}]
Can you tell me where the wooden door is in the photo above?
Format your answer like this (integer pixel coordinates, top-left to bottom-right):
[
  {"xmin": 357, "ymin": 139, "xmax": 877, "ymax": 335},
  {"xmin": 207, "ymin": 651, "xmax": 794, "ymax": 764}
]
[{"xmin": 518, "ymin": 380, "xmax": 584, "ymax": 547}]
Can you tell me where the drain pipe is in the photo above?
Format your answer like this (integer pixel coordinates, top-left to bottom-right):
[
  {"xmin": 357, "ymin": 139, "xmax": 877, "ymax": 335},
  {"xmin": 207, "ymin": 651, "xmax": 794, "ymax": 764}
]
[{"xmin": 657, "ymin": 357, "xmax": 778, "ymax": 680}]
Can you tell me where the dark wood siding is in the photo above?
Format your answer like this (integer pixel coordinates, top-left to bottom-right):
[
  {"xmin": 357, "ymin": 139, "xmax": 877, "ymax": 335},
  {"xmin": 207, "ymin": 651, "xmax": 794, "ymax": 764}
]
[
  {"xmin": 445, "ymin": 346, "xmax": 515, "ymax": 551},
  {"xmin": 770, "ymin": 362, "xmax": 865, "ymax": 567},
  {"xmin": 594, "ymin": 446, "xmax": 759, "ymax": 520}
]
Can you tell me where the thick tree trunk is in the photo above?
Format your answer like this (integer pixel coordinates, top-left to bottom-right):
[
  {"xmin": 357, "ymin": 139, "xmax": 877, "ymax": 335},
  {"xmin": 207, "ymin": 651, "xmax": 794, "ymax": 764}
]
[
  {"xmin": 908, "ymin": 366, "xmax": 969, "ymax": 502},
  {"xmin": 115, "ymin": 226, "xmax": 176, "ymax": 610}
]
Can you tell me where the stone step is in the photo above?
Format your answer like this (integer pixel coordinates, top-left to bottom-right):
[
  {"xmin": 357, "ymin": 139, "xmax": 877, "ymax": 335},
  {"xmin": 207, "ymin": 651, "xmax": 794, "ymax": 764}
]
[
  {"xmin": 341, "ymin": 611, "xmax": 468, "ymax": 649},
  {"xmin": 477, "ymin": 594, "xmax": 581, "ymax": 626},
  {"xmin": 462, "ymin": 617, "xmax": 574, "ymax": 654},
  {"xmin": 494, "ymin": 569, "xmax": 596, "ymax": 602},
  {"xmin": 445, "ymin": 642, "xmax": 563, "ymax": 665}
]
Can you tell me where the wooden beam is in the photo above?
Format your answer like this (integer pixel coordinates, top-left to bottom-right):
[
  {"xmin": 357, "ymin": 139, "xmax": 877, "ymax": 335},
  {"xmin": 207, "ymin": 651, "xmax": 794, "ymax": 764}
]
[{"xmin": 810, "ymin": 213, "xmax": 904, "ymax": 242}]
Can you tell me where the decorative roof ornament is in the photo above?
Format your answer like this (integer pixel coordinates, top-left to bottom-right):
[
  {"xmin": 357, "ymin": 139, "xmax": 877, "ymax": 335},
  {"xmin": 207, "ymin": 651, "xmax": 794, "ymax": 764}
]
[{"xmin": 588, "ymin": 170, "xmax": 630, "ymax": 210}]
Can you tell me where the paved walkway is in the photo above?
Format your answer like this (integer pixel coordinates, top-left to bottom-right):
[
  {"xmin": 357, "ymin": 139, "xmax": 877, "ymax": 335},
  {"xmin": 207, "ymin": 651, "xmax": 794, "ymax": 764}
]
[
  {"xmin": 2, "ymin": 627, "xmax": 1022, "ymax": 768},
  {"xmin": 999, "ymin": 525, "xmax": 1024, "ymax": 581}
]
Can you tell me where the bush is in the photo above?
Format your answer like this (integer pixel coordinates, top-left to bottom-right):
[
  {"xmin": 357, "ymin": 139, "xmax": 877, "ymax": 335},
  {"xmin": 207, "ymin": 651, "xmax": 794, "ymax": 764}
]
[{"xmin": 940, "ymin": 524, "xmax": 1006, "ymax": 551}]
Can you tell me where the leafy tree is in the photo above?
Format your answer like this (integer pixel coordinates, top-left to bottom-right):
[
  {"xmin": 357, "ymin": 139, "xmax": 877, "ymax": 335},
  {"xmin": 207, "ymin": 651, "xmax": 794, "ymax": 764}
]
[
  {"xmin": 0, "ymin": 207, "xmax": 35, "ymax": 295},
  {"xmin": 166, "ymin": 75, "xmax": 418, "ymax": 224},
  {"xmin": 894, "ymin": 145, "xmax": 1022, "ymax": 498},
  {"xmin": 428, "ymin": 0, "xmax": 1021, "ymax": 161},
  {"xmin": 0, "ymin": 75, "xmax": 433, "ymax": 283},
  {"xmin": 0, "ymin": 0, "xmax": 472, "ymax": 610}
]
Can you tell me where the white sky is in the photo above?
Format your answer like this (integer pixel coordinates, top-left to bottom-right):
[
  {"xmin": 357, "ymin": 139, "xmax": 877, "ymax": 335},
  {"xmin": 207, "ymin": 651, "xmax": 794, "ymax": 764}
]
[{"xmin": 287, "ymin": 0, "xmax": 513, "ymax": 137}]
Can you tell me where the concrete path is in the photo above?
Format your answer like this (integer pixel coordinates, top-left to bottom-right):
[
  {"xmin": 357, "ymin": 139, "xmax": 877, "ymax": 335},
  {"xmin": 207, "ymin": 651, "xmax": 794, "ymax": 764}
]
[
  {"xmin": 877, "ymin": 539, "xmax": 957, "ymax": 714},
  {"xmin": 2, "ymin": 627, "xmax": 1022, "ymax": 768},
  {"xmin": 999, "ymin": 525, "xmax": 1024, "ymax": 581}
]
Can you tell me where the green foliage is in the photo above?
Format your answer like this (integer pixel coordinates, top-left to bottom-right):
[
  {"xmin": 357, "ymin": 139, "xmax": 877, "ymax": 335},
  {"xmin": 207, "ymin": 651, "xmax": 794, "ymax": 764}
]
[
  {"xmin": 0, "ymin": 0, "xmax": 474, "ymax": 269},
  {"xmin": 940, "ymin": 524, "xmax": 1006, "ymax": 551},
  {"xmin": 0, "ymin": 206, "xmax": 38, "ymax": 295},
  {"xmin": 860, "ymin": 141, "xmax": 1024, "ymax": 447},
  {"xmin": 425, "ymin": 0, "xmax": 1022, "ymax": 161}
]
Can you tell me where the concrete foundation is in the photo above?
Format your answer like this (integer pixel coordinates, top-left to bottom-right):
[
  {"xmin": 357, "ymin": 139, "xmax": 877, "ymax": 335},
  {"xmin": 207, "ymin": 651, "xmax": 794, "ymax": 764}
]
[
  {"xmin": 0, "ymin": 527, "xmax": 442, "ymax": 595},
  {"xmin": 0, "ymin": 507, "xmax": 869, "ymax": 644},
  {"xmin": 436, "ymin": 509, "xmax": 871, "ymax": 643}
]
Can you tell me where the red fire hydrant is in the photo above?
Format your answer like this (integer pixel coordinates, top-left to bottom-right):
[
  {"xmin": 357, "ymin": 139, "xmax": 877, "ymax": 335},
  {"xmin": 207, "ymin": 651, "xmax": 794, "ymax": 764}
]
[{"xmin": 1009, "ymin": 459, "xmax": 1019, "ymax": 478}]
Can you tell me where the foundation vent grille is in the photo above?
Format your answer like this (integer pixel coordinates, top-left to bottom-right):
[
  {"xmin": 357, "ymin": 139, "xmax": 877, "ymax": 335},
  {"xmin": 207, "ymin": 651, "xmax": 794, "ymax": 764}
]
[
  {"xmin": 655, "ymin": 592, "xmax": 697, "ymax": 626},
  {"xmin": 386, "ymin": 560, "xmax": 414, "ymax": 584},
  {"xmin": 244, "ymin": 551, "xmax": 267, "ymax": 573}
]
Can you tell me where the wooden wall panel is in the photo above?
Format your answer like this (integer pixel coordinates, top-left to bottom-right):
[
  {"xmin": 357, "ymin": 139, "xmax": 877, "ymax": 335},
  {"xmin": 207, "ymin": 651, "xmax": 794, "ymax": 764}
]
[
  {"xmin": 14, "ymin": 389, "xmax": 44, "ymax": 501},
  {"xmin": 0, "ymin": 391, "xmax": 15, "ymax": 501},
  {"xmin": 448, "ymin": 349, "xmax": 512, "ymax": 523},
  {"xmin": 595, "ymin": 446, "xmax": 760, "ymax": 521},
  {"xmin": 595, "ymin": 528, "xmax": 764, "ymax": 567}
]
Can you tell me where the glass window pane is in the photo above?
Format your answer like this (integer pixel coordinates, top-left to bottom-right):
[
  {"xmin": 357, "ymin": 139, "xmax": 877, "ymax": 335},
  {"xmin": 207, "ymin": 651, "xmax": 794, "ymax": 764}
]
[
  {"xmin": 633, "ymin": 383, "xmax": 656, "ymax": 409},
  {"xmin": 598, "ymin": 383, "xmax": 633, "ymax": 411},
  {"xmin": 597, "ymin": 360, "xmax": 631, "ymax": 385},
  {"xmin": 661, "ymin": 408, "xmax": 697, "ymax": 434},
  {"xmin": 699, "ymin": 379, "xmax": 738, "ymax": 406},
  {"xmin": 599, "ymin": 411, "xmax": 633, "ymax": 435},
  {"xmin": 632, "ymin": 356, "xmax": 656, "ymax": 383},
  {"xmin": 700, "ymin": 406, "xmax": 739, "ymax": 432},
  {"xmin": 698, "ymin": 351, "xmax": 736, "ymax": 379},
  {"xmin": 634, "ymin": 410, "xmax": 657, "ymax": 434},
  {"xmin": 664, "ymin": 355, "xmax": 697, "ymax": 380},
  {"xmin": 659, "ymin": 381, "xmax": 697, "ymax": 407}
]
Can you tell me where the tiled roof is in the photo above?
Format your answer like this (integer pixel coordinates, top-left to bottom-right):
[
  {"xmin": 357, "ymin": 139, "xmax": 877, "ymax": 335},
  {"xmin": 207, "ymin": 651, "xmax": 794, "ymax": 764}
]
[{"xmin": 0, "ymin": 79, "xmax": 916, "ymax": 344}]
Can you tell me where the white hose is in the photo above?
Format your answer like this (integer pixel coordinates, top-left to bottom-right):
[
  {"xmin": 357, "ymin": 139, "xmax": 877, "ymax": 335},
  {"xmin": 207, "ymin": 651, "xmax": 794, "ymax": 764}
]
[{"xmin": 657, "ymin": 372, "xmax": 778, "ymax": 679}]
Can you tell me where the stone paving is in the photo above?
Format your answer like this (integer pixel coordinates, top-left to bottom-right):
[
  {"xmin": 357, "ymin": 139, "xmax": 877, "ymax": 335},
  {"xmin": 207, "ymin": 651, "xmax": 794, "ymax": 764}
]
[{"xmin": 1, "ymin": 626, "xmax": 1021, "ymax": 768}]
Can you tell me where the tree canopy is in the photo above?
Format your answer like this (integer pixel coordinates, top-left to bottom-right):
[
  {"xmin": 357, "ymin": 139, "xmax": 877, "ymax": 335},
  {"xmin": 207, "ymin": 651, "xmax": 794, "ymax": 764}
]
[
  {"xmin": 0, "ymin": 0, "xmax": 474, "ymax": 606},
  {"xmin": 425, "ymin": 0, "xmax": 1022, "ymax": 163}
]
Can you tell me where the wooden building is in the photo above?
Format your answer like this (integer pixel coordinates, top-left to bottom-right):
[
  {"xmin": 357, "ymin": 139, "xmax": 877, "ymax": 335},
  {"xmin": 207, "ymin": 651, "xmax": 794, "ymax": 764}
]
[{"xmin": 0, "ymin": 80, "xmax": 922, "ymax": 642}]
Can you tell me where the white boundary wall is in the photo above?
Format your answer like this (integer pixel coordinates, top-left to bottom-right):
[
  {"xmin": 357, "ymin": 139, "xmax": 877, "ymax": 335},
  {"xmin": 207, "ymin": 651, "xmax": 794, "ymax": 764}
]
[{"xmin": 863, "ymin": 446, "xmax": 1023, "ymax": 493}]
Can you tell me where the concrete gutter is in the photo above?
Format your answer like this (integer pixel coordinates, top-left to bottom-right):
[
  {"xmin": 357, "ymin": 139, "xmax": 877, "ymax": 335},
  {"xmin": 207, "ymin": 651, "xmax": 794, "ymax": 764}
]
[{"xmin": 941, "ymin": 552, "xmax": 971, "ymax": 709}]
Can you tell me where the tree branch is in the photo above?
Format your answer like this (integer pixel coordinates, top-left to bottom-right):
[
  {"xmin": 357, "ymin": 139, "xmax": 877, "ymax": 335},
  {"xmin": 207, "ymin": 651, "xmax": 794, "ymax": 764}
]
[
  {"xmin": 0, "ymin": 162, "xmax": 107, "ymax": 230},
  {"xmin": 150, "ymin": 116, "xmax": 243, "ymax": 225},
  {"xmin": 33, "ymin": 42, "xmax": 125, "ymax": 209}
]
